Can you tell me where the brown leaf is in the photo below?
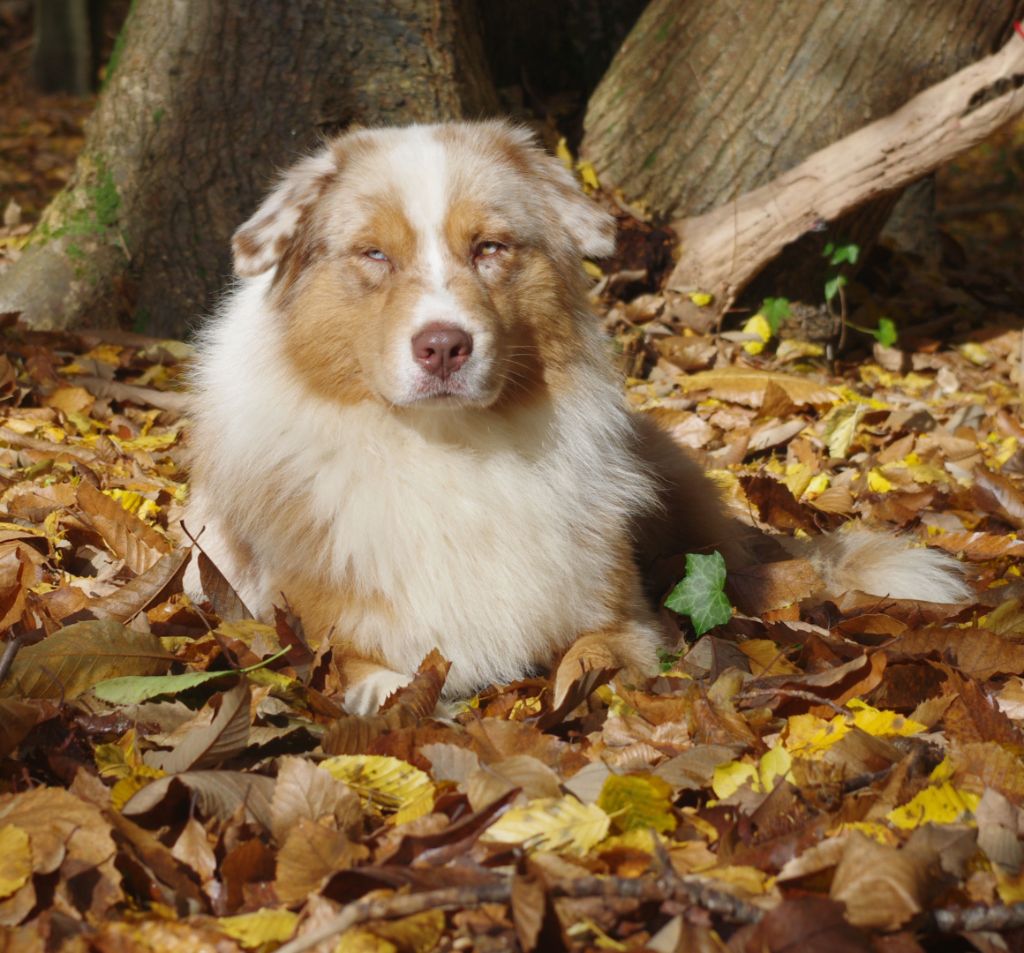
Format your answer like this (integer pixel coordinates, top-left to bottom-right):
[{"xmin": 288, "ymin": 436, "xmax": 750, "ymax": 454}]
[
  {"xmin": 221, "ymin": 837, "xmax": 275, "ymax": 912},
  {"xmin": 889, "ymin": 626, "xmax": 1024, "ymax": 680},
  {"xmin": 123, "ymin": 771, "xmax": 275, "ymax": 829},
  {"xmin": 169, "ymin": 817, "xmax": 217, "ymax": 885},
  {"xmin": 510, "ymin": 874, "xmax": 547, "ymax": 953},
  {"xmin": 734, "ymin": 896, "xmax": 873, "ymax": 953},
  {"xmin": 275, "ymin": 818, "xmax": 368, "ymax": 904},
  {"xmin": 77, "ymin": 480, "xmax": 171, "ymax": 575},
  {"xmin": 107, "ymin": 810, "xmax": 205, "ymax": 907},
  {"xmin": 0, "ymin": 699, "xmax": 50, "ymax": 759},
  {"xmin": 380, "ymin": 648, "xmax": 450, "ymax": 717},
  {"xmin": 197, "ymin": 551, "xmax": 253, "ymax": 620},
  {"xmin": 972, "ymin": 466, "xmax": 1024, "ymax": 528},
  {"xmin": 0, "ymin": 619, "xmax": 172, "ymax": 700},
  {"xmin": 147, "ymin": 681, "xmax": 251, "ymax": 772},
  {"xmin": 830, "ymin": 833, "xmax": 929, "ymax": 929},
  {"xmin": 269, "ymin": 755, "xmax": 362, "ymax": 844},
  {"xmin": 926, "ymin": 530, "xmax": 1024, "ymax": 560},
  {"xmin": 741, "ymin": 475, "xmax": 821, "ymax": 533},
  {"xmin": 0, "ymin": 787, "xmax": 122, "ymax": 922},
  {"xmin": 728, "ymin": 558, "xmax": 822, "ymax": 614},
  {"xmin": 940, "ymin": 667, "xmax": 1024, "ymax": 747},
  {"xmin": 88, "ymin": 548, "xmax": 190, "ymax": 622},
  {"xmin": 674, "ymin": 368, "xmax": 835, "ymax": 408}
]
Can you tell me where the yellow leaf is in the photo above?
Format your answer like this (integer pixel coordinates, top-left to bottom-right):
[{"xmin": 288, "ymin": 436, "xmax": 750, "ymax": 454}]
[
  {"xmin": 958, "ymin": 342, "xmax": 991, "ymax": 366},
  {"xmin": 783, "ymin": 713, "xmax": 850, "ymax": 758},
  {"xmin": 567, "ymin": 918, "xmax": 628, "ymax": 951},
  {"xmin": 483, "ymin": 795, "xmax": 610, "ymax": 855},
  {"xmin": 555, "ymin": 137, "xmax": 574, "ymax": 170},
  {"xmin": 823, "ymin": 403, "xmax": 865, "ymax": 459},
  {"xmin": 775, "ymin": 339, "xmax": 824, "ymax": 362},
  {"xmin": 81, "ymin": 344, "xmax": 123, "ymax": 366},
  {"xmin": 742, "ymin": 314, "xmax": 772, "ymax": 355},
  {"xmin": 576, "ymin": 160, "xmax": 599, "ymax": 191},
  {"xmin": 830, "ymin": 821, "xmax": 899, "ymax": 845},
  {"xmin": 867, "ymin": 468, "xmax": 894, "ymax": 493},
  {"xmin": 336, "ymin": 931, "xmax": 397, "ymax": 953},
  {"xmin": 509, "ymin": 695, "xmax": 543, "ymax": 719},
  {"xmin": 709, "ymin": 865, "xmax": 775, "ymax": 895},
  {"xmin": 597, "ymin": 774, "xmax": 676, "ymax": 833},
  {"xmin": 217, "ymin": 908, "xmax": 298, "ymax": 948},
  {"xmin": 356, "ymin": 909, "xmax": 445, "ymax": 953},
  {"xmin": 887, "ymin": 782, "xmax": 980, "ymax": 830},
  {"xmin": 711, "ymin": 760, "xmax": 759, "ymax": 799},
  {"xmin": 597, "ymin": 828, "xmax": 660, "ymax": 854},
  {"xmin": 107, "ymin": 489, "xmax": 161, "ymax": 522},
  {"xmin": 996, "ymin": 869, "xmax": 1024, "ymax": 904},
  {"xmin": 803, "ymin": 473, "xmax": 831, "ymax": 498},
  {"xmin": 582, "ymin": 259, "xmax": 603, "ymax": 279},
  {"xmin": 111, "ymin": 770, "xmax": 166, "ymax": 811},
  {"xmin": 738, "ymin": 640, "xmax": 801, "ymax": 677},
  {"xmin": 758, "ymin": 746, "xmax": 793, "ymax": 791},
  {"xmin": 0, "ymin": 826, "xmax": 31, "ymax": 898},
  {"xmin": 689, "ymin": 291, "xmax": 713, "ymax": 307},
  {"xmin": 319, "ymin": 755, "xmax": 434, "ymax": 825},
  {"xmin": 848, "ymin": 699, "xmax": 924, "ymax": 738}
]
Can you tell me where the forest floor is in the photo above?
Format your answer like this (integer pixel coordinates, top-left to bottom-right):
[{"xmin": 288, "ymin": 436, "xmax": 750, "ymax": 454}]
[{"xmin": 4, "ymin": 10, "xmax": 1024, "ymax": 952}]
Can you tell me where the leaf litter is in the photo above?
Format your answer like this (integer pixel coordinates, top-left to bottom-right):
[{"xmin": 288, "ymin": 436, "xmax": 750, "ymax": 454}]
[
  {"xmin": 4, "ymin": 304, "xmax": 1024, "ymax": 951},
  {"xmin": 4, "ymin": 248, "xmax": 1024, "ymax": 950}
]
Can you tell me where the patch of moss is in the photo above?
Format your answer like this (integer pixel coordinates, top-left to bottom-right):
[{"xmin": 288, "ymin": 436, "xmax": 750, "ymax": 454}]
[
  {"xmin": 102, "ymin": 0, "xmax": 136, "ymax": 89},
  {"xmin": 37, "ymin": 159, "xmax": 121, "ymax": 245}
]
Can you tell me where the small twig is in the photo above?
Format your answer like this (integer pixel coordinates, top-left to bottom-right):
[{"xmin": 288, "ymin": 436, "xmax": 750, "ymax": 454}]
[
  {"xmin": 736, "ymin": 687, "xmax": 852, "ymax": 717},
  {"xmin": 276, "ymin": 883, "xmax": 512, "ymax": 953},
  {"xmin": 0, "ymin": 427, "xmax": 102, "ymax": 464},
  {"xmin": 0, "ymin": 635, "xmax": 25, "ymax": 689},
  {"xmin": 276, "ymin": 870, "xmax": 767, "ymax": 953},
  {"xmin": 928, "ymin": 902, "xmax": 1024, "ymax": 933},
  {"xmin": 69, "ymin": 375, "xmax": 190, "ymax": 413}
]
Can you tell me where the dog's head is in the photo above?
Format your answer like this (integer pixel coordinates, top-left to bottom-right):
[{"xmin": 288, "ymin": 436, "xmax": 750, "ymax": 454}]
[{"xmin": 232, "ymin": 121, "xmax": 615, "ymax": 409}]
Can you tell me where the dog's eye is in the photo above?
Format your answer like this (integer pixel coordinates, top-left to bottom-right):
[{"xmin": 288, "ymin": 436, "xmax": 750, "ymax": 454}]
[
  {"xmin": 474, "ymin": 241, "xmax": 505, "ymax": 261},
  {"xmin": 364, "ymin": 249, "xmax": 389, "ymax": 262}
]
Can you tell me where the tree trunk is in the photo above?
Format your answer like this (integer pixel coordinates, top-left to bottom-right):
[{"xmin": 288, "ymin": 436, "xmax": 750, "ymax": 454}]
[
  {"xmin": 1, "ymin": 0, "xmax": 498, "ymax": 337},
  {"xmin": 583, "ymin": 0, "xmax": 1023, "ymax": 304},
  {"xmin": 583, "ymin": 0, "xmax": 1024, "ymax": 221}
]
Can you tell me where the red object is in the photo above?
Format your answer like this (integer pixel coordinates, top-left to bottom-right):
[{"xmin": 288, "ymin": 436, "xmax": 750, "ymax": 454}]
[{"xmin": 1015, "ymin": 21, "xmax": 1024, "ymax": 39}]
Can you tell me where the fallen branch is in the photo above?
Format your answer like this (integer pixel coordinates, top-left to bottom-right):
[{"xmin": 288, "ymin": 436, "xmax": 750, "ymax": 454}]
[
  {"xmin": 668, "ymin": 27, "xmax": 1024, "ymax": 316},
  {"xmin": 275, "ymin": 872, "xmax": 766, "ymax": 953}
]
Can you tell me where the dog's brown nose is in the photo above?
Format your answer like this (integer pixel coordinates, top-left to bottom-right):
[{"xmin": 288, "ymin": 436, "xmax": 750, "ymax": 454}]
[{"xmin": 411, "ymin": 324, "xmax": 473, "ymax": 378}]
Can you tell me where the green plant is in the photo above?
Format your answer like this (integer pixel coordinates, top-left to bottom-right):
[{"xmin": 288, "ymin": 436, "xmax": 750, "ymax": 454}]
[{"xmin": 664, "ymin": 551, "xmax": 733, "ymax": 637}]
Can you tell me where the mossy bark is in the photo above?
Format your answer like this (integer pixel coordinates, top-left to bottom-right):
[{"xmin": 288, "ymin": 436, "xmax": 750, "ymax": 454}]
[{"xmin": 2, "ymin": 0, "xmax": 498, "ymax": 337}]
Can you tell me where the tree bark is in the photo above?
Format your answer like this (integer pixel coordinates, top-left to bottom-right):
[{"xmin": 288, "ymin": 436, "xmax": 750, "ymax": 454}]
[
  {"xmin": 666, "ymin": 31, "xmax": 1024, "ymax": 315},
  {"xmin": 583, "ymin": 0, "xmax": 1024, "ymax": 221},
  {"xmin": 1, "ymin": 0, "xmax": 498, "ymax": 337}
]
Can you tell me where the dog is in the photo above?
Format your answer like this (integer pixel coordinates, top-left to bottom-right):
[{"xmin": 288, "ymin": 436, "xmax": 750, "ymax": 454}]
[{"xmin": 185, "ymin": 120, "xmax": 969, "ymax": 714}]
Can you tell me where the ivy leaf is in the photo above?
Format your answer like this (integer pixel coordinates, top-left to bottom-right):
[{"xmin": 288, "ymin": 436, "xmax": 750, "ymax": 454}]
[
  {"xmin": 824, "ymin": 274, "xmax": 847, "ymax": 303},
  {"xmin": 664, "ymin": 551, "xmax": 733, "ymax": 636},
  {"xmin": 873, "ymin": 317, "xmax": 898, "ymax": 347},
  {"xmin": 825, "ymin": 241, "xmax": 860, "ymax": 266},
  {"xmin": 760, "ymin": 297, "xmax": 791, "ymax": 334}
]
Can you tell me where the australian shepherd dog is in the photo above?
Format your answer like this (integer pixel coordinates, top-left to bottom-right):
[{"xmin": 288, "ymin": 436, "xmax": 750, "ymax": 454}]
[{"xmin": 185, "ymin": 121, "xmax": 968, "ymax": 714}]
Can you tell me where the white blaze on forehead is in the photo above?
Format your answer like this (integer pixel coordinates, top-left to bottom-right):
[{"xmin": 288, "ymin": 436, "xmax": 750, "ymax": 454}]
[{"xmin": 388, "ymin": 128, "xmax": 451, "ymax": 293}]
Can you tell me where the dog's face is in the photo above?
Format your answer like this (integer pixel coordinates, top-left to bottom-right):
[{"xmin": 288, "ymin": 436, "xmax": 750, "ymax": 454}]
[{"xmin": 231, "ymin": 122, "xmax": 615, "ymax": 409}]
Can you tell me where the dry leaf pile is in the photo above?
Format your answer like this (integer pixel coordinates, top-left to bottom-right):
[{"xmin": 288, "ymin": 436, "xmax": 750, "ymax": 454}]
[{"xmin": 4, "ymin": 306, "xmax": 1024, "ymax": 953}]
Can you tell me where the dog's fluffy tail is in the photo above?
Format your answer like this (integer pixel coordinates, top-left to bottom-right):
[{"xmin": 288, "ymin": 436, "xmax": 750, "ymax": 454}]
[{"xmin": 781, "ymin": 528, "xmax": 972, "ymax": 604}]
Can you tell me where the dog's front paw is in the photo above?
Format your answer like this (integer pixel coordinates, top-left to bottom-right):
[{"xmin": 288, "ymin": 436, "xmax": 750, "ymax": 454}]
[{"xmin": 343, "ymin": 668, "xmax": 413, "ymax": 715}]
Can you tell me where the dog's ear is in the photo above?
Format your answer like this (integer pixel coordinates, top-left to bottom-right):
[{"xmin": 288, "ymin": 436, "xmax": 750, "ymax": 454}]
[
  {"xmin": 500, "ymin": 124, "xmax": 616, "ymax": 260},
  {"xmin": 232, "ymin": 148, "xmax": 339, "ymax": 277}
]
